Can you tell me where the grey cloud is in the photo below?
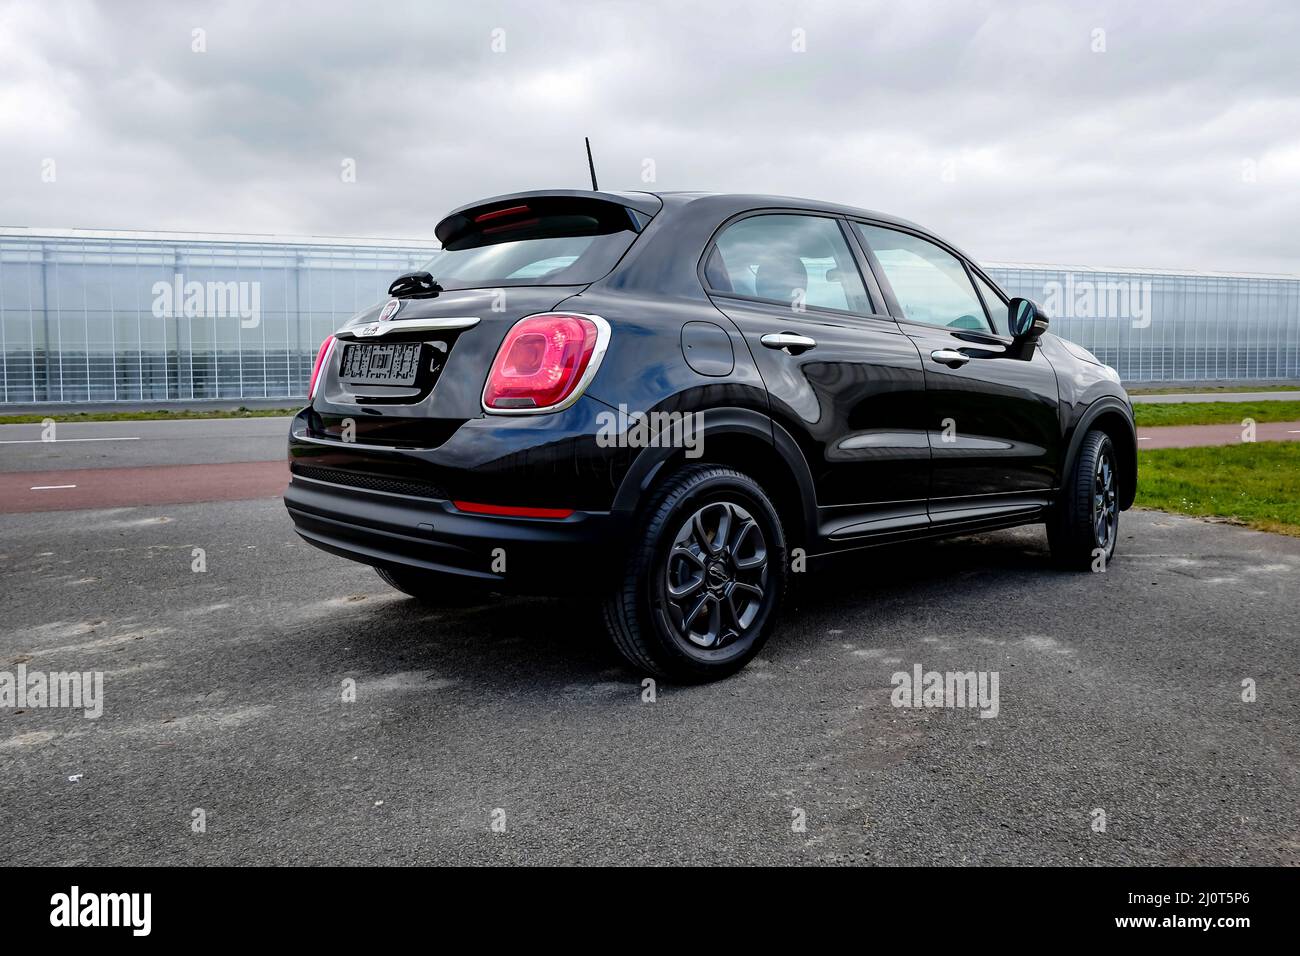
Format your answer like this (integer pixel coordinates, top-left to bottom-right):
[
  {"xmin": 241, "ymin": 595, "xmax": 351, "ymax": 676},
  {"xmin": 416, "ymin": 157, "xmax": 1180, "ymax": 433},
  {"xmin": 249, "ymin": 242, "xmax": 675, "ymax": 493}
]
[{"xmin": 1, "ymin": 0, "xmax": 1297, "ymax": 272}]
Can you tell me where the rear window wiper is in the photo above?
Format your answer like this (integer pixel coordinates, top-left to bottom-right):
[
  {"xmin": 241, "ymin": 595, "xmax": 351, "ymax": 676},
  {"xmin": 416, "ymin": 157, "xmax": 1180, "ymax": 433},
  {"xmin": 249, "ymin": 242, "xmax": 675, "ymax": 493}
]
[{"xmin": 388, "ymin": 271, "xmax": 443, "ymax": 299}]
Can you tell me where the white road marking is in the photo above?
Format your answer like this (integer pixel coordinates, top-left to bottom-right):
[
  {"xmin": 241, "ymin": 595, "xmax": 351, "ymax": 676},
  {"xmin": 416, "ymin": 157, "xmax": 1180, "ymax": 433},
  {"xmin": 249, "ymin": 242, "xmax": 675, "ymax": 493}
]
[
  {"xmin": 30, "ymin": 484, "xmax": 78, "ymax": 490},
  {"xmin": 0, "ymin": 437, "xmax": 141, "ymax": 444},
  {"xmin": 1138, "ymin": 436, "xmax": 1151, "ymax": 441}
]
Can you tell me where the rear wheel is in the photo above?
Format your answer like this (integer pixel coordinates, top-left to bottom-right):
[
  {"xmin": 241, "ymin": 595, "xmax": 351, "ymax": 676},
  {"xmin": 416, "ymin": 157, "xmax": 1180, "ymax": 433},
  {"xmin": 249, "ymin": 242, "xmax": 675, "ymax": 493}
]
[
  {"xmin": 602, "ymin": 465, "xmax": 787, "ymax": 682},
  {"xmin": 1048, "ymin": 429, "xmax": 1121, "ymax": 570},
  {"xmin": 375, "ymin": 565, "xmax": 491, "ymax": 607}
]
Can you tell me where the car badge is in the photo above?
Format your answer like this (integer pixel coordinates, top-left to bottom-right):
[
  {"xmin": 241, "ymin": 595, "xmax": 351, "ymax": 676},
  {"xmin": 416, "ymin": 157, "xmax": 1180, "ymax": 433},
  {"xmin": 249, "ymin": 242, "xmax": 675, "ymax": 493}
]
[{"xmin": 378, "ymin": 299, "xmax": 402, "ymax": 322}]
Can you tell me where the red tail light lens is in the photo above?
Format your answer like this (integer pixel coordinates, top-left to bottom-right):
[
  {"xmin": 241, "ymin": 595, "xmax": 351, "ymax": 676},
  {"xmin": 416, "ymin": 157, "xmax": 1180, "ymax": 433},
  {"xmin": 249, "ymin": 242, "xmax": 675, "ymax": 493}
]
[
  {"xmin": 308, "ymin": 335, "xmax": 336, "ymax": 399},
  {"xmin": 483, "ymin": 313, "xmax": 609, "ymax": 412}
]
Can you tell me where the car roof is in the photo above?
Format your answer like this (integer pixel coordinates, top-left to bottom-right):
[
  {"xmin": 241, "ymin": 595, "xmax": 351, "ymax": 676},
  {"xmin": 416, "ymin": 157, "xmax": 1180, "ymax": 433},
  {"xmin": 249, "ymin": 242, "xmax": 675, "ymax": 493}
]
[
  {"xmin": 644, "ymin": 190, "xmax": 923, "ymax": 230},
  {"xmin": 439, "ymin": 188, "xmax": 983, "ymax": 276},
  {"xmin": 445, "ymin": 188, "xmax": 929, "ymax": 237}
]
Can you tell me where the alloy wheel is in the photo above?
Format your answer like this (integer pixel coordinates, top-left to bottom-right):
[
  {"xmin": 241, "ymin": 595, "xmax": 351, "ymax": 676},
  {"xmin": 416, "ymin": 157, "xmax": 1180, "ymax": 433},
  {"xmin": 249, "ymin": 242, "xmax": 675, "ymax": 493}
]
[
  {"xmin": 663, "ymin": 500, "xmax": 769, "ymax": 649},
  {"xmin": 1093, "ymin": 446, "xmax": 1119, "ymax": 552}
]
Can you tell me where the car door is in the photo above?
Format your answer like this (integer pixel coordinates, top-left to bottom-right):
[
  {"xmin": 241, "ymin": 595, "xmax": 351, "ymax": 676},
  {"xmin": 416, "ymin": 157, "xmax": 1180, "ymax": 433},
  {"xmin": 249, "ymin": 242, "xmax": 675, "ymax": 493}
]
[
  {"xmin": 701, "ymin": 211, "xmax": 931, "ymax": 543},
  {"xmin": 851, "ymin": 221, "xmax": 1062, "ymax": 525}
]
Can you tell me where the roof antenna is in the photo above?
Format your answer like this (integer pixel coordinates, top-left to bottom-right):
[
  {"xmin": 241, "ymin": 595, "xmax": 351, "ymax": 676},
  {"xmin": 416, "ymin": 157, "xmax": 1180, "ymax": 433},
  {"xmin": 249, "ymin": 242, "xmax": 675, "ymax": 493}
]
[{"xmin": 585, "ymin": 136, "xmax": 599, "ymax": 191}]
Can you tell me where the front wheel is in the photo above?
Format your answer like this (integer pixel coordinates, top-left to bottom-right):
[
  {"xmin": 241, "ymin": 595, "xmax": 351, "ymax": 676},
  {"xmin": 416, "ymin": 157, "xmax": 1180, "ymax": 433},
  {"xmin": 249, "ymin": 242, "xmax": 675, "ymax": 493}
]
[
  {"xmin": 1048, "ymin": 429, "xmax": 1121, "ymax": 570},
  {"xmin": 602, "ymin": 465, "xmax": 788, "ymax": 682}
]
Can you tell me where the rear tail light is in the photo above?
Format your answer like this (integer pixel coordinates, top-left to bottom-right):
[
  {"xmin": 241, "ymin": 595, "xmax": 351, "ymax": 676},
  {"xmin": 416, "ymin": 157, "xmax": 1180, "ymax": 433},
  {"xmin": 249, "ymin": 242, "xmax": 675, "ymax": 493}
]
[
  {"xmin": 308, "ymin": 335, "xmax": 336, "ymax": 399},
  {"xmin": 482, "ymin": 313, "xmax": 610, "ymax": 413}
]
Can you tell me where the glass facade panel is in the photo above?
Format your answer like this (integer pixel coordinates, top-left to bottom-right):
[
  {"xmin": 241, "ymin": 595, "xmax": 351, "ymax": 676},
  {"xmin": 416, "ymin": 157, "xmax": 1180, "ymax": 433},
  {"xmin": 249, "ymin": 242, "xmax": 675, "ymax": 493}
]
[
  {"xmin": 1, "ymin": 229, "xmax": 1297, "ymax": 402},
  {"xmin": 984, "ymin": 264, "xmax": 1300, "ymax": 383},
  {"xmin": 0, "ymin": 232, "xmax": 432, "ymax": 403}
]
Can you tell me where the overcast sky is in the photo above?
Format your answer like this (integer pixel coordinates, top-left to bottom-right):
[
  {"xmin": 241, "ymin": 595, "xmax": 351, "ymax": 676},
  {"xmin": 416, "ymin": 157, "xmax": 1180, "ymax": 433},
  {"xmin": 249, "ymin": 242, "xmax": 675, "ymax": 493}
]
[{"xmin": 2, "ymin": 0, "xmax": 1298, "ymax": 273}]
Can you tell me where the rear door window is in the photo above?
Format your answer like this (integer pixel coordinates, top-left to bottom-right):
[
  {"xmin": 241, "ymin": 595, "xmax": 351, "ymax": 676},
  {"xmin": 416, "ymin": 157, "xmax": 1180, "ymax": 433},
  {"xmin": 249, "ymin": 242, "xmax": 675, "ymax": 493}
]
[{"xmin": 704, "ymin": 214, "xmax": 872, "ymax": 314}]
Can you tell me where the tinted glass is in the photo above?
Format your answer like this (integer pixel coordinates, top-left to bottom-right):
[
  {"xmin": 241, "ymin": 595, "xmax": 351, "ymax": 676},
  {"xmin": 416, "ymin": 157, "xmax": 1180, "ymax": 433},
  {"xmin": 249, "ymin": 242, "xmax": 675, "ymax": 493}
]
[
  {"xmin": 707, "ymin": 214, "xmax": 871, "ymax": 313},
  {"xmin": 856, "ymin": 224, "xmax": 991, "ymax": 333},
  {"xmin": 972, "ymin": 271, "xmax": 1007, "ymax": 332},
  {"xmin": 424, "ymin": 199, "xmax": 639, "ymax": 289}
]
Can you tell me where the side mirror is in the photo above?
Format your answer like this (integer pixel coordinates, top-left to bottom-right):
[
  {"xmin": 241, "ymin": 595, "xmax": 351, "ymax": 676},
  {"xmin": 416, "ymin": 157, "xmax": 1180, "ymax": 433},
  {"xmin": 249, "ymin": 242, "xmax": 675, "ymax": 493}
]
[{"xmin": 1008, "ymin": 297, "xmax": 1050, "ymax": 340}]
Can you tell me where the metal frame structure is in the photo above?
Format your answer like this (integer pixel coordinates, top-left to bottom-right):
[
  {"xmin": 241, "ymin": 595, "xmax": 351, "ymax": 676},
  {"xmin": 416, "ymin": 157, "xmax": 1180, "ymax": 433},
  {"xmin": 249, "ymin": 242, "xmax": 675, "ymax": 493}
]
[{"xmin": 2, "ymin": 228, "xmax": 1296, "ymax": 403}]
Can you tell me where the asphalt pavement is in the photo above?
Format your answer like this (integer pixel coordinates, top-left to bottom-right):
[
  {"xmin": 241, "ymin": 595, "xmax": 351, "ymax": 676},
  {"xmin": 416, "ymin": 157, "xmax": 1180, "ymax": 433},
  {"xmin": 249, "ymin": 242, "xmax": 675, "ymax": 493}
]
[
  {"xmin": 0, "ymin": 418, "xmax": 289, "ymax": 472},
  {"xmin": 0, "ymin": 410, "xmax": 1294, "ymax": 517},
  {"xmin": 0, "ymin": 414, "xmax": 1297, "ymax": 865}
]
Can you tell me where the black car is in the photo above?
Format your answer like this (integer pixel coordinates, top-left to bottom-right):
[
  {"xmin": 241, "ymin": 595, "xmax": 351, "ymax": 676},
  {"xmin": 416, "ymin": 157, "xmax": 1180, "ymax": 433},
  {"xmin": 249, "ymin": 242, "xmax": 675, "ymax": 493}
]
[{"xmin": 284, "ymin": 190, "xmax": 1136, "ymax": 681}]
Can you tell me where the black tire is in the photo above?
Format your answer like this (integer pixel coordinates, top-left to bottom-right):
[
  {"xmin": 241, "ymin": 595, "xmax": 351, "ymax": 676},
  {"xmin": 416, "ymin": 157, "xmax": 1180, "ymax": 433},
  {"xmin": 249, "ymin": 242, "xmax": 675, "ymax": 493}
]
[
  {"xmin": 1048, "ymin": 429, "xmax": 1121, "ymax": 570},
  {"xmin": 602, "ymin": 465, "xmax": 787, "ymax": 682},
  {"xmin": 375, "ymin": 565, "xmax": 491, "ymax": 607}
]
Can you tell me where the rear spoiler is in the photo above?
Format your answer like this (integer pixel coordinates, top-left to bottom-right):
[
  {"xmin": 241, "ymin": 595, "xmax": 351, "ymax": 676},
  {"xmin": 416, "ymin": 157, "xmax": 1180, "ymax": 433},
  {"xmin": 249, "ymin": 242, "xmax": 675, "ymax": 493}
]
[{"xmin": 435, "ymin": 190, "xmax": 662, "ymax": 246}]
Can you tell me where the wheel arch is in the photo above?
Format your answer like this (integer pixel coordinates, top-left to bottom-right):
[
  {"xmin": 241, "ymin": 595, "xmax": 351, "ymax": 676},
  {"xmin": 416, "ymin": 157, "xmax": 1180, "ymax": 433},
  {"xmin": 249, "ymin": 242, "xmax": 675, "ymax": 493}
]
[
  {"xmin": 611, "ymin": 408, "xmax": 818, "ymax": 550},
  {"xmin": 1063, "ymin": 397, "xmax": 1138, "ymax": 510}
]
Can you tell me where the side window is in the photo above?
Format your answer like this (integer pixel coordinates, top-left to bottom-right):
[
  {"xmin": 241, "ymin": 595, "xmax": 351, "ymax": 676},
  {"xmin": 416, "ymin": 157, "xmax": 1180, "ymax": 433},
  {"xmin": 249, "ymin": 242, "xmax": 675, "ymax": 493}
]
[
  {"xmin": 706, "ymin": 214, "xmax": 872, "ymax": 314},
  {"xmin": 972, "ymin": 271, "xmax": 1006, "ymax": 332},
  {"xmin": 855, "ymin": 224, "xmax": 991, "ymax": 333}
]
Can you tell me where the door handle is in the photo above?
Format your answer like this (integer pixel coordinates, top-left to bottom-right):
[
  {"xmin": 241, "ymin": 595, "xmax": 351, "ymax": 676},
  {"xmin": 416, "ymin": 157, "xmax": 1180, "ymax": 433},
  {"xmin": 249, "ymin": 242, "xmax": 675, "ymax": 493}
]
[
  {"xmin": 930, "ymin": 348, "xmax": 970, "ymax": 368},
  {"xmin": 761, "ymin": 332, "xmax": 817, "ymax": 354}
]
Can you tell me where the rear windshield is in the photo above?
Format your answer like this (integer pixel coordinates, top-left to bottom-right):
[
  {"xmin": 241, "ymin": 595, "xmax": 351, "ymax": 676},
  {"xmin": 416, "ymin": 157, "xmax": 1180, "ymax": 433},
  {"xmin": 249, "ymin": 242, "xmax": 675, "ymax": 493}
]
[{"xmin": 424, "ymin": 198, "xmax": 641, "ymax": 289}]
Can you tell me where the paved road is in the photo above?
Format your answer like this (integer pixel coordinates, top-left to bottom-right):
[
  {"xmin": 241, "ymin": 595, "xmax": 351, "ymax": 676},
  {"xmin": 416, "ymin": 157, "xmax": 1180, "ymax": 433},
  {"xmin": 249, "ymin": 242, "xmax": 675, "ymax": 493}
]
[
  {"xmin": 0, "ymin": 418, "xmax": 289, "ymax": 473},
  {"xmin": 0, "ymin": 499, "xmax": 1295, "ymax": 865},
  {"xmin": 0, "ymin": 398, "xmax": 301, "ymax": 416},
  {"xmin": 5, "ymin": 388, "xmax": 1296, "ymax": 413},
  {"xmin": 1131, "ymin": 390, "xmax": 1300, "ymax": 404},
  {"xmin": 0, "ymin": 462, "xmax": 289, "ymax": 514},
  {"xmin": 0, "ymin": 414, "xmax": 1294, "ymax": 517},
  {"xmin": 1138, "ymin": 420, "xmax": 1300, "ymax": 449},
  {"xmin": 0, "ymin": 418, "xmax": 291, "ymax": 513}
]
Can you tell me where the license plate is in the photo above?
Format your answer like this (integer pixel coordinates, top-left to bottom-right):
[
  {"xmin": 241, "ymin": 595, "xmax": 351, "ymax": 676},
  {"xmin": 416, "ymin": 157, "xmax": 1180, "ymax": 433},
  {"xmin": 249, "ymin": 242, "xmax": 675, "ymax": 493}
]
[{"xmin": 340, "ymin": 342, "xmax": 421, "ymax": 386}]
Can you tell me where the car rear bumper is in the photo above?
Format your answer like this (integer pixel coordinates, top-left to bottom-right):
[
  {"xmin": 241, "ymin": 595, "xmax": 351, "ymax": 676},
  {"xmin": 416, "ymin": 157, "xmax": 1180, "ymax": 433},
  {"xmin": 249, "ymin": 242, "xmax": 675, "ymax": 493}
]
[{"xmin": 284, "ymin": 467, "xmax": 628, "ymax": 594}]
